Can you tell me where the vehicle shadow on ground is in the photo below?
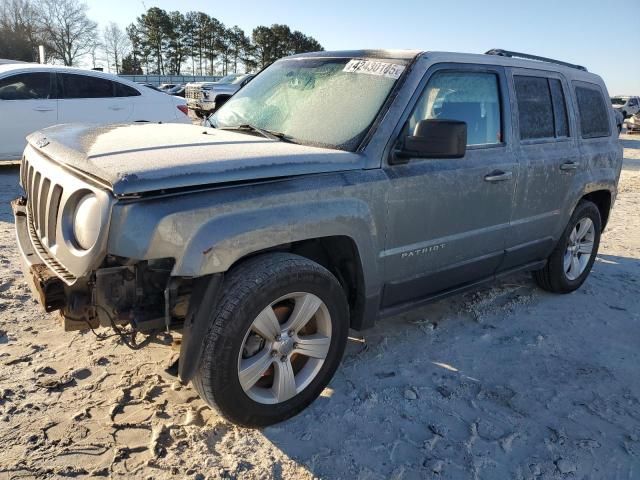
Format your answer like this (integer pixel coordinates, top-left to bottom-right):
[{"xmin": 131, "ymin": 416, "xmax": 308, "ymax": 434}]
[{"xmin": 258, "ymin": 253, "xmax": 640, "ymax": 478}]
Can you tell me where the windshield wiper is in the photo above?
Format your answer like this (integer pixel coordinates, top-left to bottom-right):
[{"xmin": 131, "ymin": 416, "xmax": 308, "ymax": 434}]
[
  {"xmin": 218, "ymin": 124, "xmax": 280, "ymax": 141},
  {"xmin": 218, "ymin": 124, "xmax": 299, "ymax": 144}
]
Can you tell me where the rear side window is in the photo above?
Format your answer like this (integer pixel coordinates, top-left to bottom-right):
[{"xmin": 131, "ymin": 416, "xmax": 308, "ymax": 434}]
[
  {"xmin": 0, "ymin": 72, "xmax": 51, "ymax": 100},
  {"xmin": 514, "ymin": 76, "xmax": 554, "ymax": 139},
  {"xmin": 408, "ymin": 71, "xmax": 502, "ymax": 146},
  {"xmin": 575, "ymin": 85, "xmax": 610, "ymax": 138},
  {"xmin": 60, "ymin": 73, "xmax": 114, "ymax": 99},
  {"xmin": 115, "ymin": 82, "xmax": 141, "ymax": 97}
]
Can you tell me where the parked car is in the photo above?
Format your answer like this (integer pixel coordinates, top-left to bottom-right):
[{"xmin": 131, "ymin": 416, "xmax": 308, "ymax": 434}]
[
  {"xmin": 137, "ymin": 82, "xmax": 164, "ymax": 93},
  {"xmin": 185, "ymin": 73, "xmax": 254, "ymax": 117},
  {"xmin": 611, "ymin": 95, "xmax": 640, "ymax": 118},
  {"xmin": 626, "ymin": 112, "xmax": 640, "ymax": 133},
  {"xmin": 614, "ymin": 108, "xmax": 624, "ymax": 134},
  {"xmin": 0, "ymin": 64, "xmax": 190, "ymax": 162},
  {"xmin": 167, "ymin": 84, "xmax": 185, "ymax": 97},
  {"xmin": 158, "ymin": 83, "xmax": 178, "ymax": 91},
  {"xmin": 12, "ymin": 49, "xmax": 622, "ymax": 427}
]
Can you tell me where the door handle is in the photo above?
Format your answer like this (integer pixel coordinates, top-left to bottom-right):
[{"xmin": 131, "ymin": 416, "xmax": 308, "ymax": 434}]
[
  {"xmin": 109, "ymin": 106, "xmax": 125, "ymax": 111},
  {"xmin": 560, "ymin": 161, "xmax": 579, "ymax": 171},
  {"xmin": 484, "ymin": 170, "xmax": 513, "ymax": 182},
  {"xmin": 33, "ymin": 107, "xmax": 54, "ymax": 112}
]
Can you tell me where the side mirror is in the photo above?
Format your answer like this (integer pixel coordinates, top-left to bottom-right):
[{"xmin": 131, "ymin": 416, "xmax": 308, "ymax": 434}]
[{"xmin": 393, "ymin": 119, "xmax": 467, "ymax": 163}]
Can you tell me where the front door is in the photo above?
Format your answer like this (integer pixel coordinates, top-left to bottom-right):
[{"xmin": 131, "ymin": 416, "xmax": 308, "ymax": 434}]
[
  {"xmin": 0, "ymin": 72, "xmax": 57, "ymax": 160},
  {"xmin": 382, "ymin": 64, "xmax": 518, "ymax": 307}
]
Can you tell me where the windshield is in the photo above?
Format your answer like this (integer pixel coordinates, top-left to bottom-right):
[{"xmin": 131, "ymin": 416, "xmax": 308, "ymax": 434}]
[
  {"xmin": 611, "ymin": 97, "xmax": 628, "ymax": 106},
  {"xmin": 210, "ymin": 57, "xmax": 407, "ymax": 150},
  {"xmin": 217, "ymin": 74, "xmax": 242, "ymax": 85}
]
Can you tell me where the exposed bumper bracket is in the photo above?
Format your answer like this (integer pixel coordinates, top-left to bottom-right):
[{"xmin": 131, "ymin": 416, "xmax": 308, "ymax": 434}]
[{"xmin": 12, "ymin": 198, "xmax": 66, "ymax": 312}]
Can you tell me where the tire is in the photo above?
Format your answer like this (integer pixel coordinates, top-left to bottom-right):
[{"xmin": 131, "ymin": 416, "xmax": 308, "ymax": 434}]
[
  {"xmin": 533, "ymin": 200, "xmax": 601, "ymax": 293},
  {"xmin": 193, "ymin": 253, "xmax": 349, "ymax": 427}
]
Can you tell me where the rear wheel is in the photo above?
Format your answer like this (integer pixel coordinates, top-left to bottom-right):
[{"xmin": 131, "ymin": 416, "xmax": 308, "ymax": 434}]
[
  {"xmin": 193, "ymin": 253, "xmax": 349, "ymax": 427},
  {"xmin": 533, "ymin": 200, "xmax": 601, "ymax": 293}
]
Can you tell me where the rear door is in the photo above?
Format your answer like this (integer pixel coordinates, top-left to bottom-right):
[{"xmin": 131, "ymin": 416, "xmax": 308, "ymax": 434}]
[
  {"xmin": 382, "ymin": 64, "xmax": 518, "ymax": 307},
  {"xmin": 0, "ymin": 71, "xmax": 57, "ymax": 160},
  {"xmin": 57, "ymin": 73, "xmax": 132, "ymax": 124},
  {"xmin": 503, "ymin": 69, "xmax": 579, "ymax": 270}
]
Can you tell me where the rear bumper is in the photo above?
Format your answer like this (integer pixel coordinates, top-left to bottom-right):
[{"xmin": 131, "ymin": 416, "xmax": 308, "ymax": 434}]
[{"xmin": 12, "ymin": 197, "xmax": 66, "ymax": 312}]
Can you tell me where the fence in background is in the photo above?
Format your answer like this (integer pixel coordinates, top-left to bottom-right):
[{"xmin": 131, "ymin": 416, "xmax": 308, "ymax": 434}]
[{"xmin": 118, "ymin": 74, "xmax": 223, "ymax": 86}]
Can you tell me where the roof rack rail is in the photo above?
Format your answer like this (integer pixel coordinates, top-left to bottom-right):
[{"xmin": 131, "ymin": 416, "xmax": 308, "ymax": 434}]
[{"xmin": 485, "ymin": 49, "xmax": 587, "ymax": 72}]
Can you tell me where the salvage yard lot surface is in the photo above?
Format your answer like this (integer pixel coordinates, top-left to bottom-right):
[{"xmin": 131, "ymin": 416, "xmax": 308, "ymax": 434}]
[{"xmin": 1, "ymin": 136, "xmax": 639, "ymax": 480}]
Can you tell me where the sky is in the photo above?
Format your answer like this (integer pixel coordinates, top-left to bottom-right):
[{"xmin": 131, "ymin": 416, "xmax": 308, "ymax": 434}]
[{"xmin": 86, "ymin": 0, "xmax": 639, "ymax": 95}]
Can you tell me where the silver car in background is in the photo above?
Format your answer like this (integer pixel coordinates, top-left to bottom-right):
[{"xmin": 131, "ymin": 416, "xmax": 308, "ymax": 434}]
[{"xmin": 185, "ymin": 73, "xmax": 254, "ymax": 117}]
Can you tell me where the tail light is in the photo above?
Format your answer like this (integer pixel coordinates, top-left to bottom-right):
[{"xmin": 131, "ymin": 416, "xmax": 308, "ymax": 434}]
[{"xmin": 177, "ymin": 104, "xmax": 189, "ymax": 116}]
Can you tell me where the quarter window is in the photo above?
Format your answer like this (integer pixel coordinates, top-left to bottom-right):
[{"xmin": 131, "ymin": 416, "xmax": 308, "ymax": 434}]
[
  {"xmin": 408, "ymin": 71, "xmax": 502, "ymax": 146},
  {"xmin": 575, "ymin": 85, "xmax": 610, "ymax": 138},
  {"xmin": 115, "ymin": 82, "xmax": 141, "ymax": 97},
  {"xmin": 60, "ymin": 73, "xmax": 114, "ymax": 99},
  {"xmin": 0, "ymin": 73, "xmax": 51, "ymax": 100}
]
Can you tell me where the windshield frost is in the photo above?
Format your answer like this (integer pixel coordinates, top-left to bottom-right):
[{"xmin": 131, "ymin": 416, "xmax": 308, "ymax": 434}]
[{"xmin": 210, "ymin": 58, "xmax": 405, "ymax": 150}]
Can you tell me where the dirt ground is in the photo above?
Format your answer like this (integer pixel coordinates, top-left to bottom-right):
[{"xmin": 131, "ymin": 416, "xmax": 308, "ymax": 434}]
[{"xmin": 1, "ymin": 135, "xmax": 639, "ymax": 480}]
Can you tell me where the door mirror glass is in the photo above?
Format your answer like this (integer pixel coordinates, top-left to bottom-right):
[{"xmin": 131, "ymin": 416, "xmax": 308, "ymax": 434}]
[{"xmin": 395, "ymin": 119, "xmax": 467, "ymax": 161}]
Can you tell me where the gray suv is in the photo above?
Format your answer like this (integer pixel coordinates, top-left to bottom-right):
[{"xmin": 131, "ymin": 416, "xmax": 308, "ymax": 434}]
[{"xmin": 13, "ymin": 49, "xmax": 622, "ymax": 426}]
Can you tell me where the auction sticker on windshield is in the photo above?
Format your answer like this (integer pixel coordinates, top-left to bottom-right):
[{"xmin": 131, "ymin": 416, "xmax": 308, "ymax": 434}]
[{"xmin": 343, "ymin": 59, "xmax": 406, "ymax": 79}]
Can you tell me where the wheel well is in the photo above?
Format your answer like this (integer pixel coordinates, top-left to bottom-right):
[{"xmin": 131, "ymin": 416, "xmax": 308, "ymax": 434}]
[
  {"xmin": 233, "ymin": 236, "xmax": 366, "ymax": 330},
  {"xmin": 582, "ymin": 190, "xmax": 612, "ymax": 231}
]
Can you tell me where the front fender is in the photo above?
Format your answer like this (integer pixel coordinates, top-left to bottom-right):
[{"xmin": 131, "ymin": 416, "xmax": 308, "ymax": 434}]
[{"xmin": 174, "ymin": 198, "xmax": 380, "ymax": 294}]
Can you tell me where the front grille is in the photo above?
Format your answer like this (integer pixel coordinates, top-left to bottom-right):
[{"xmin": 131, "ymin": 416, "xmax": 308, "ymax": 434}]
[
  {"xmin": 22, "ymin": 158, "xmax": 64, "ymax": 248},
  {"xmin": 21, "ymin": 157, "xmax": 76, "ymax": 283},
  {"xmin": 185, "ymin": 86, "xmax": 204, "ymax": 101}
]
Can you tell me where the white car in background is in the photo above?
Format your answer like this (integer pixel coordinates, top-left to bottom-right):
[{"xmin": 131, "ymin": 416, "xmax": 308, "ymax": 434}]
[
  {"xmin": 611, "ymin": 95, "xmax": 640, "ymax": 118},
  {"xmin": 0, "ymin": 64, "xmax": 190, "ymax": 162}
]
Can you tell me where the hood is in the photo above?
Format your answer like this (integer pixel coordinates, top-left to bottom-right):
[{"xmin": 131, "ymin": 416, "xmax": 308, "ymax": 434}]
[{"xmin": 27, "ymin": 123, "xmax": 365, "ymax": 196}]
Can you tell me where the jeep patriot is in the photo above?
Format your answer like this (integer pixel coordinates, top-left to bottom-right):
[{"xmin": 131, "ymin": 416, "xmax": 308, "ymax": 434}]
[{"xmin": 13, "ymin": 49, "xmax": 622, "ymax": 426}]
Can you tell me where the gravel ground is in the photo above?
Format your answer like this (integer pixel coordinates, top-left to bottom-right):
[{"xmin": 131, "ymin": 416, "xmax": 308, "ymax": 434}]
[{"xmin": 1, "ymin": 134, "xmax": 639, "ymax": 480}]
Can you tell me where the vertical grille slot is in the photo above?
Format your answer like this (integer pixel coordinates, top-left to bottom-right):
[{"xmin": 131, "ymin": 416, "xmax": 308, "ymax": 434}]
[
  {"xmin": 47, "ymin": 185, "xmax": 63, "ymax": 246},
  {"xmin": 32, "ymin": 171, "xmax": 42, "ymax": 233},
  {"xmin": 27, "ymin": 166, "xmax": 34, "ymax": 202},
  {"xmin": 39, "ymin": 178, "xmax": 51, "ymax": 240}
]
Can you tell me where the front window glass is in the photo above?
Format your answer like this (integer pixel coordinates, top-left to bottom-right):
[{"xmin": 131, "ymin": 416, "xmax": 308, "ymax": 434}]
[
  {"xmin": 408, "ymin": 71, "xmax": 502, "ymax": 146},
  {"xmin": 0, "ymin": 73, "xmax": 51, "ymax": 100},
  {"xmin": 611, "ymin": 97, "xmax": 627, "ymax": 106},
  {"xmin": 210, "ymin": 57, "xmax": 406, "ymax": 150}
]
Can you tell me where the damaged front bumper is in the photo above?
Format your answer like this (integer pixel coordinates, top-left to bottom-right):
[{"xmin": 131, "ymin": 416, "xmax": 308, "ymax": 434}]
[{"xmin": 12, "ymin": 197, "xmax": 66, "ymax": 312}]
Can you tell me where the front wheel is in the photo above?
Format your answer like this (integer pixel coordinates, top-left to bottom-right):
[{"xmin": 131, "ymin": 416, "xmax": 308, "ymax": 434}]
[
  {"xmin": 533, "ymin": 200, "xmax": 601, "ymax": 293},
  {"xmin": 193, "ymin": 253, "xmax": 349, "ymax": 427}
]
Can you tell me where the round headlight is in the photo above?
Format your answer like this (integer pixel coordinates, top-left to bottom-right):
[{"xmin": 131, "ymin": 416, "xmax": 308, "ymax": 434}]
[{"xmin": 73, "ymin": 194, "xmax": 101, "ymax": 250}]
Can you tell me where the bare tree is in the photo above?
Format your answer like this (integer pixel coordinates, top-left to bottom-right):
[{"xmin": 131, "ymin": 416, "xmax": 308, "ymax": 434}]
[
  {"xmin": 0, "ymin": 0, "xmax": 42, "ymax": 61},
  {"xmin": 36, "ymin": 0, "xmax": 97, "ymax": 66},
  {"xmin": 103, "ymin": 22, "xmax": 129, "ymax": 73}
]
